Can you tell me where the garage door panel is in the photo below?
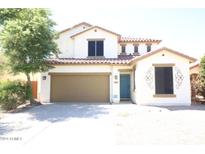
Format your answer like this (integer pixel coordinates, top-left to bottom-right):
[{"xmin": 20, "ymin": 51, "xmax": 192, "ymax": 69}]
[{"xmin": 51, "ymin": 74, "xmax": 109, "ymax": 102}]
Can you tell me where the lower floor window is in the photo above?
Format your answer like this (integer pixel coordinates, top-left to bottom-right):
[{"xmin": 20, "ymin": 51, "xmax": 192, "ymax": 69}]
[{"xmin": 155, "ymin": 67, "xmax": 173, "ymax": 94}]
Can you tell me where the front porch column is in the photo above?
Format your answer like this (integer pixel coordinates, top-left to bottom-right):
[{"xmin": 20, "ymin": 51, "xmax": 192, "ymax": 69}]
[
  {"xmin": 40, "ymin": 72, "xmax": 51, "ymax": 103},
  {"xmin": 111, "ymin": 67, "xmax": 120, "ymax": 103},
  {"xmin": 132, "ymin": 65, "xmax": 138, "ymax": 104}
]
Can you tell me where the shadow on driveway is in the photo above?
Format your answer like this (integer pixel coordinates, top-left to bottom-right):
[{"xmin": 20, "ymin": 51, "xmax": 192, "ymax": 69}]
[
  {"xmin": 0, "ymin": 103, "xmax": 110, "ymax": 136},
  {"xmin": 23, "ymin": 103, "xmax": 110, "ymax": 122},
  {"xmin": 1, "ymin": 103, "xmax": 205, "ymax": 137},
  {"xmin": 151, "ymin": 104, "xmax": 205, "ymax": 111}
]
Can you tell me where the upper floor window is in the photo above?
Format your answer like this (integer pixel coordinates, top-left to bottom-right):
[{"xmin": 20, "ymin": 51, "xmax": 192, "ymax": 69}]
[
  {"xmin": 121, "ymin": 44, "xmax": 126, "ymax": 53},
  {"xmin": 88, "ymin": 40, "xmax": 104, "ymax": 56},
  {"xmin": 146, "ymin": 44, "xmax": 151, "ymax": 52},
  {"xmin": 134, "ymin": 44, "xmax": 139, "ymax": 53}
]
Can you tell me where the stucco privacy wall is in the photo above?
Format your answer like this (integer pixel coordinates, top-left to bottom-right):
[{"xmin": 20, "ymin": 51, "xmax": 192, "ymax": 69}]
[
  {"xmin": 56, "ymin": 24, "xmax": 90, "ymax": 58},
  {"xmin": 73, "ymin": 28, "xmax": 119, "ymax": 58},
  {"xmin": 133, "ymin": 49, "xmax": 191, "ymax": 106},
  {"xmin": 39, "ymin": 65, "xmax": 132, "ymax": 103}
]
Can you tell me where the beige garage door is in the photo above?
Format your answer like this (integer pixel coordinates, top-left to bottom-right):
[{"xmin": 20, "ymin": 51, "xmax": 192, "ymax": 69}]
[{"xmin": 50, "ymin": 74, "xmax": 109, "ymax": 102}]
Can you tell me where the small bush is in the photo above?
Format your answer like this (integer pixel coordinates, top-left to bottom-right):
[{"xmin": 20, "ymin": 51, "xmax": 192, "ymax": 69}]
[
  {"xmin": 0, "ymin": 81, "xmax": 27, "ymax": 111},
  {"xmin": 198, "ymin": 83, "xmax": 205, "ymax": 99},
  {"xmin": 190, "ymin": 74, "xmax": 200, "ymax": 101}
]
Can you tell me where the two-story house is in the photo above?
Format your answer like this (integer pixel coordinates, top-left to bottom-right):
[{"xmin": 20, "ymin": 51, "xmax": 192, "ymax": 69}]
[{"xmin": 38, "ymin": 22, "xmax": 196, "ymax": 106}]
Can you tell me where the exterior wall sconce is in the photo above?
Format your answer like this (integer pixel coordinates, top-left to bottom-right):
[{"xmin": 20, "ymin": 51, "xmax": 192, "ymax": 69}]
[{"xmin": 42, "ymin": 76, "xmax": 47, "ymax": 80}]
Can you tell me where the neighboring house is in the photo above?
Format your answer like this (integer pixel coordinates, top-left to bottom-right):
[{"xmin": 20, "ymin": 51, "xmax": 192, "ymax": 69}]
[
  {"xmin": 190, "ymin": 62, "xmax": 200, "ymax": 101},
  {"xmin": 38, "ymin": 22, "xmax": 196, "ymax": 106},
  {"xmin": 190, "ymin": 62, "xmax": 200, "ymax": 75}
]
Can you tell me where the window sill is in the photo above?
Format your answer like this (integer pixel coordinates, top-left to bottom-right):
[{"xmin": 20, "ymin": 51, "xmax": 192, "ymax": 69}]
[
  {"xmin": 133, "ymin": 52, "xmax": 140, "ymax": 56},
  {"xmin": 153, "ymin": 94, "xmax": 176, "ymax": 98},
  {"xmin": 120, "ymin": 52, "xmax": 127, "ymax": 55},
  {"xmin": 87, "ymin": 56, "xmax": 105, "ymax": 59}
]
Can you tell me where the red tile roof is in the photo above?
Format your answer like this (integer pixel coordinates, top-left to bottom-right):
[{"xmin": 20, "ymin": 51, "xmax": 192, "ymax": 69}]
[
  {"xmin": 47, "ymin": 47, "xmax": 197, "ymax": 65},
  {"xmin": 70, "ymin": 26, "xmax": 121, "ymax": 38},
  {"xmin": 47, "ymin": 55, "xmax": 136, "ymax": 65},
  {"xmin": 59, "ymin": 22, "xmax": 92, "ymax": 34},
  {"xmin": 119, "ymin": 37, "xmax": 161, "ymax": 43}
]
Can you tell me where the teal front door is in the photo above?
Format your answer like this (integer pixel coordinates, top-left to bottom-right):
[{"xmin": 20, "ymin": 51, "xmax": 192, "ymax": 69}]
[{"xmin": 120, "ymin": 74, "xmax": 130, "ymax": 99}]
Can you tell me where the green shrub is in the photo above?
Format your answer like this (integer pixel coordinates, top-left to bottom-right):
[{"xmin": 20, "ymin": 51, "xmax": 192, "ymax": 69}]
[
  {"xmin": 198, "ymin": 56, "xmax": 205, "ymax": 99},
  {"xmin": 0, "ymin": 81, "xmax": 27, "ymax": 111}
]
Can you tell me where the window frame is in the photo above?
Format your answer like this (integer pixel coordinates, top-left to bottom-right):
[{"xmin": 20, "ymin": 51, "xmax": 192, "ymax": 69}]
[
  {"xmin": 121, "ymin": 44, "xmax": 126, "ymax": 53},
  {"xmin": 133, "ymin": 66, "xmax": 136, "ymax": 91},
  {"xmin": 87, "ymin": 39, "xmax": 104, "ymax": 57},
  {"xmin": 134, "ymin": 44, "xmax": 139, "ymax": 53},
  {"xmin": 146, "ymin": 44, "xmax": 151, "ymax": 52},
  {"xmin": 88, "ymin": 41, "xmax": 96, "ymax": 56},
  {"xmin": 153, "ymin": 64, "xmax": 176, "ymax": 97},
  {"xmin": 96, "ymin": 41, "xmax": 104, "ymax": 56}
]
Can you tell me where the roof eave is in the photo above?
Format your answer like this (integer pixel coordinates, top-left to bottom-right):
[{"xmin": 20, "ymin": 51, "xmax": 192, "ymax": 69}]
[
  {"xmin": 119, "ymin": 40, "xmax": 162, "ymax": 44},
  {"xmin": 129, "ymin": 47, "xmax": 197, "ymax": 65},
  {"xmin": 70, "ymin": 26, "xmax": 121, "ymax": 38},
  {"xmin": 58, "ymin": 22, "xmax": 92, "ymax": 35},
  {"xmin": 190, "ymin": 63, "xmax": 200, "ymax": 69}
]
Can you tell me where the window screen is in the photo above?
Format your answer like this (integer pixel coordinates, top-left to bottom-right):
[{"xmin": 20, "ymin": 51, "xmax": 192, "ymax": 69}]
[
  {"xmin": 96, "ymin": 41, "xmax": 104, "ymax": 56},
  {"xmin": 88, "ymin": 41, "xmax": 95, "ymax": 56},
  {"xmin": 147, "ymin": 45, "xmax": 151, "ymax": 52},
  {"xmin": 155, "ymin": 67, "xmax": 173, "ymax": 94},
  {"xmin": 88, "ymin": 40, "xmax": 104, "ymax": 56},
  {"xmin": 121, "ymin": 45, "xmax": 126, "ymax": 53},
  {"xmin": 134, "ymin": 45, "xmax": 139, "ymax": 53}
]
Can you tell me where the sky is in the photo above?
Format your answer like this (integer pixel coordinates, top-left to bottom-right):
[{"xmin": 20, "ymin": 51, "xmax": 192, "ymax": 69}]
[{"xmin": 51, "ymin": 8, "xmax": 205, "ymax": 59}]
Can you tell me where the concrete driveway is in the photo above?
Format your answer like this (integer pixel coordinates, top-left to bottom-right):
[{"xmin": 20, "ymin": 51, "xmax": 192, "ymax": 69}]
[
  {"xmin": 1, "ymin": 103, "xmax": 205, "ymax": 149},
  {"xmin": 0, "ymin": 103, "xmax": 116, "ymax": 147}
]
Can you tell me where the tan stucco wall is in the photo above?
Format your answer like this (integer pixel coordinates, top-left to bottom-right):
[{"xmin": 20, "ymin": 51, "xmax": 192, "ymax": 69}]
[{"xmin": 190, "ymin": 65, "xmax": 199, "ymax": 75}]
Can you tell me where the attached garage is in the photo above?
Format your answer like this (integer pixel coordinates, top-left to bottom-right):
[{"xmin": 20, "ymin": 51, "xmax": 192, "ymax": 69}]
[{"xmin": 50, "ymin": 73, "xmax": 110, "ymax": 102}]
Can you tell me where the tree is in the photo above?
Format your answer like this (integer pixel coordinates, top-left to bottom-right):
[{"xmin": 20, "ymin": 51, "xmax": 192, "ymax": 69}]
[
  {"xmin": 190, "ymin": 73, "xmax": 200, "ymax": 102},
  {"xmin": 0, "ymin": 9, "xmax": 23, "ymax": 25},
  {"xmin": 0, "ymin": 52, "xmax": 8, "ymax": 76},
  {"xmin": 199, "ymin": 56, "xmax": 205, "ymax": 98},
  {"xmin": 200, "ymin": 56, "xmax": 205, "ymax": 80},
  {"xmin": 0, "ymin": 9, "xmax": 58, "ymax": 103}
]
